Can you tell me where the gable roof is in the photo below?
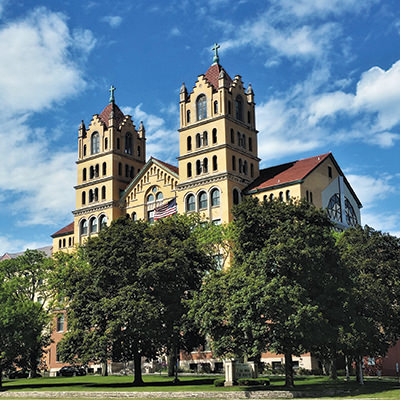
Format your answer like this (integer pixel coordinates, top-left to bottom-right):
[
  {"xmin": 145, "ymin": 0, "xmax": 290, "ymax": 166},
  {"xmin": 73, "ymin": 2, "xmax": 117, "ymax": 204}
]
[
  {"xmin": 0, "ymin": 245, "xmax": 53, "ymax": 261},
  {"xmin": 120, "ymin": 157, "xmax": 179, "ymax": 201},
  {"xmin": 204, "ymin": 63, "xmax": 233, "ymax": 91},
  {"xmin": 98, "ymin": 102, "xmax": 125, "ymax": 128},
  {"xmin": 51, "ymin": 222, "xmax": 74, "ymax": 238},
  {"xmin": 245, "ymin": 152, "xmax": 362, "ymax": 207}
]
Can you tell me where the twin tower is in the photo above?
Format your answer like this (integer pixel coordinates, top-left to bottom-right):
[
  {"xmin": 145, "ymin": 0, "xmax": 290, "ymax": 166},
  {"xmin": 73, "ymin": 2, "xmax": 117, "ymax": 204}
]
[{"xmin": 52, "ymin": 48, "xmax": 260, "ymax": 252}]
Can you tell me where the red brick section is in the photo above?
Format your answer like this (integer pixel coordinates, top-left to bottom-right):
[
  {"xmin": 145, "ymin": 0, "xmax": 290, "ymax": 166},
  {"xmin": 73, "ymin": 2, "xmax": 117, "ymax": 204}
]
[
  {"xmin": 247, "ymin": 153, "xmax": 331, "ymax": 192},
  {"xmin": 152, "ymin": 157, "xmax": 179, "ymax": 175},
  {"xmin": 98, "ymin": 103, "xmax": 125, "ymax": 128},
  {"xmin": 204, "ymin": 63, "xmax": 233, "ymax": 91},
  {"xmin": 51, "ymin": 222, "xmax": 74, "ymax": 238}
]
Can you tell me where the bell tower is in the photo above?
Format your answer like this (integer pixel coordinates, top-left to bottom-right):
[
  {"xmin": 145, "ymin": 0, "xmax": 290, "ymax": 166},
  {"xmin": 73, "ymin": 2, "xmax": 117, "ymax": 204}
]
[
  {"xmin": 177, "ymin": 44, "xmax": 260, "ymax": 223},
  {"xmin": 73, "ymin": 86, "xmax": 146, "ymax": 244}
]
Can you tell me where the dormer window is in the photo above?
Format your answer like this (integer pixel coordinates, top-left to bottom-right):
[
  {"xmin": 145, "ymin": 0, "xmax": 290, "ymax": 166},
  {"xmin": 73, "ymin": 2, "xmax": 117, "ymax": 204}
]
[
  {"xmin": 235, "ymin": 95, "xmax": 243, "ymax": 121},
  {"xmin": 91, "ymin": 132, "xmax": 100, "ymax": 154},
  {"xmin": 196, "ymin": 94, "xmax": 207, "ymax": 121}
]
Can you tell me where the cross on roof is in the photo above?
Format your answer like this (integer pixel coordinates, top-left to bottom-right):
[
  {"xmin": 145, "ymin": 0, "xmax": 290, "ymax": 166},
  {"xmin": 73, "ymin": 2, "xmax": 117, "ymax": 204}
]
[
  {"xmin": 109, "ymin": 85, "xmax": 116, "ymax": 103},
  {"xmin": 212, "ymin": 43, "xmax": 220, "ymax": 64}
]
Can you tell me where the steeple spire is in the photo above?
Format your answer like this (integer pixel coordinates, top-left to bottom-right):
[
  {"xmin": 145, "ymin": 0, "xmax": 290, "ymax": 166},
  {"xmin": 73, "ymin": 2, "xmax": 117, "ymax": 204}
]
[
  {"xmin": 109, "ymin": 85, "xmax": 116, "ymax": 103},
  {"xmin": 212, "ymin": 43, "xmax": 220, "ymax": 65}
]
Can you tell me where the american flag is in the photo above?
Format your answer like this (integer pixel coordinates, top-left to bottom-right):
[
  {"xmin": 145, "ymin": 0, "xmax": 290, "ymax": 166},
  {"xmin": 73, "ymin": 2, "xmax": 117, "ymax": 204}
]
[{"xmin": 154, "ymin": 198, "xmax": 177, "ymax": 220}]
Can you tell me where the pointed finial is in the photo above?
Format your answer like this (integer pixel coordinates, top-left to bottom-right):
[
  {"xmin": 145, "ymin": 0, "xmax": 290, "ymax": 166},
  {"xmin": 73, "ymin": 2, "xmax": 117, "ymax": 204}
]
[
  {"xmin": 109, "ymin": 85, "xmax": 116, "ymax": 103},
  {"xmin": 180, "ymin": 82, "xmax": 187, "ymax": 94},
  {"xmin": 212, "ymin": 43, "xmax": 220, "ymax": 65},
  {"xmin": 79, "ymin": 120, "xmax": 85, "ymax": 129},
  {"xmin": 246, "ymin": 83, "xmax": 254, "ymax": 94}
]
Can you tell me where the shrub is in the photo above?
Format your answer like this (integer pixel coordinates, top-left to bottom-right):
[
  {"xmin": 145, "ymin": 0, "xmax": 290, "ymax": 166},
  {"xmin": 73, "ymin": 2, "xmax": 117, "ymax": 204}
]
[
  {"xmin": 214, "ymin": 378, "xmax": 225, "ymax": 387},
  {"xmin": 237, "ymin": 378, "xmax": 270, "ymax": 386}
]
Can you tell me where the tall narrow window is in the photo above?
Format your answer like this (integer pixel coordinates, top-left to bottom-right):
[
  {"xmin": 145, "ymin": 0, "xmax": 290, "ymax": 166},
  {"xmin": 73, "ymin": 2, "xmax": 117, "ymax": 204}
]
[
  {"xmin": 187, "ymin": 109, "xmax": 191, "ymax": 123},
  {"xmin": 95, "ymin": 164, "xmax": 99, "ymax": 178},
  {"xmin": 91, "ymin": 132, "xmax": 100, "ymax": 154},
  {"xmin": 118, "ymin": 162, "xmax": 122, "ymax": 175},
  {"xmin": 232, "ymin": 155, "xmax": 236, "ymax": 171},
  {"xmin": 203, "ymin": 158, "xmax": 208, "ymax": 173},
  {"xmin": 248, "ymin": 137, "xmax": 253, "ymax": 151},
  {"xmin": 82, "ymin": 191, "xmax": 86, "ymax": 205},
  {"xmin": 279, "ymin": 191, "xmax": 284, "ymax": 201},
  {"xmin": 212, "ymin": 128, "xmax": 217, "ymax": 144},
  {"xmin": 187, "ymin": 136, "xmax": 192, "ymax": 151},
  {"xmin": 83, "ymin": 144, "xmax": 87, "ymax": 157},
  {"xmin": 57, "ymin": 315, "xmax": 64, "ymax": 332},
  {"xmin": 80, "ymin": 219, "xmax": 88, "ymax": 235},
  {"xmin": 306, "ymin": 190, "xmax": 309, "ymax": 202},
  {"xmin": 130, "ymin": 167, "xmax": 134, "ymax": 178},
  {"xmin": 247, "ymin": 110, "xmax": 251, "ymax": 124},
  {"xmin": 148, "ymin": 210, "xmax": 154, "ymax": 224},
  {"xmin": 137, "ymin": 146, "xmax": 141, "ymax": 157},
  {"xmin": 228, "ymin": 101, "xmax": 231, "ymax": 114},
  {"xmin": 125, "ymin": 164, "xmax": 129, "ymax": 177},
  {"xmin": 269, "ymin": 193, "xmax": 274, "ymax": 201},
  {"xmin": 89, "ymin": 189, "xmax": 94, "ymax": 203},
  {"xmin": 199, "ymin": 191, "xmax": 208, "ymax": 209},
  {"xmin": 196, "ymin": 160, "xmax": 202, "ymax": 175},
  {"xmin": 233, "ymin": 189, "xmax": 240, "ymax": 205},
  {"xmin": 237, "ymin": 132, "xmax": 241, "ymax": 146},
  {"xmin": 196, "ymin": 94, "xmax": 207, "ymax": 120},
  {"xmin": 213, "ymin": 101, "xmax": 218, "ymax": 114},
  {"xmin": 90, "ymin": 166, "xmax": 94, "ymax": 179},
  {"xmin": 203, "ymin": 131, "xmax": 208, "ymax": 146},
  {"xmin": 131, "ymin": 212, "xmax": 137, "ymax": 221},
  {"xmin": 186, "ymin": 194, "xmax": 195, "ymax": 212},
  {"xmin": 83, "ymin": 168, "xmax": 87, "ymax": 181},
  {"xmin": 286, "ymin": 190, "xmax": 290, "ymax": 201},
  {"xmin": 231, "ymin": 128, "xmax": 234, "ymax": 143},
  {"xmin": 243, "ymin": 160, "xmax": 248, "ymax": 175},
  {"xmin": 99, "ymin": 215, "xmax": 107, "ymax": 230},
  {"xmin": 328, "ymin": 166, "xmax": 332, "ymax": 178},
  {"xmin": 89, "ymin": 217, "xmax": 97, "ymax": 234},
  {"xmin": 211, "ymin": 188, "xmax": 220, "ymax": 206},
  {"xmin": 250, "ymin": 163, "xmax": 254, "ymax": 177},
  {"xmin": 125, "ymin": 132, "xmax": 132, "ymax": 154},
  {"xmin": 101, "ymin": 186, "xmax": 106, "ymax": 200},
  {"xmin": 187, "ymin": 162, "xmax": 192, "ymax": 178},
  {"xmin": 117, "ymin": 138, "xmax": 120, "ymax": 150},
  {"xmin": 104, "ymin": 137, "xmax": 108, "ymax": 150},
  {"xmin": 239, "ymin": 158, "xmax": 243, "ymax": 173},
  {"xmin": 102, "ymin": 162, "xmax": 106, "ymax": 176},
  {"xmin": 94, "ymin": 188, "xmax": 98, "ymax": 202},
  {"xmin": 235, "ymin": 95, "xmax": 243, "ymax": 121},
  {"xmin": 242, "ymin": 134, "xmax": 246, "ymax": 149},
  {"xmin": 196, "ymin": 133, "xmax": 201, "ymax": 148},
  {"xmin": 212, "ymin": 155, "xmax": 218, "ymax": 171}
]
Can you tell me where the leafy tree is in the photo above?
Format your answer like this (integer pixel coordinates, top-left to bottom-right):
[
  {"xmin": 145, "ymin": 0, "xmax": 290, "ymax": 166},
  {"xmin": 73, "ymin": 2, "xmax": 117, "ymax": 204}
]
[
  {"xmin": 336, "ymin": 225, "xmax": 400, "ymax": 384},
  {"xmin": 0, "ymin": 250, "xmax": 52, "ymax": 382},
  {"xmin": 192, "ymin": 198, "xmax": 344, "ymax": 388}
]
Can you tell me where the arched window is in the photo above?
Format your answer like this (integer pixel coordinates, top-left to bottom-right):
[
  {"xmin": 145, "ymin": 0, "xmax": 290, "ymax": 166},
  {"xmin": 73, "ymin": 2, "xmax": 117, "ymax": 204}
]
[
  {"xmin": 269, "ymin": 193, "xmax": 274, "ymax": 201},
  {"xmin": 196, "ymin": 133, "xmax": 201, "ymax": 148},
  {"xmin": 90, "ymin": 166, "xmax": 94, "ymax": 179},
  {"xmin": 286, "ymin": 190, "xmax": 290, "ymax": 201},
  {"xmin": 83, "ymin": 168, "xmax": 87, "ymax": 181},
  {"xmin": 137, "ymin": 146, "xmax": 141, "ymax": 157},
  {"xmin": 94, "ymin": 188, "xmax": 98, "ymax": 202},
  {"xmin": 89, "ymin": 189, "xmax": 94, "ymax": 203},
  {"xmin": 232, "ymin": 155, "xmax": 236, "ymax": 171},
  {"xmin": 231, "ymin": 128, "xmax": 234, "ymax": 143},
  {"xmin": 239, "ymin": 158, "xmax": 243, "ymax": 173},
  {"xmin": 186, "ymin": 194, "xmax": 195, "ymax": 212},
  {"xmin": 99, "ymin": 215, "xmax": 107, "ymax": 230},
  {"xmin": 104, "ymin": 137, "xmax": 108, "ymax": 150},
  {"xmin": 211, "ymin": 188, "xmax": 220, "ymax": 206},
  {"xmin": 242, "ymin": 134, "xmax": 246, "ymax": 149},
  {"xmin": 243, "ymin": 160, "xmax": 248, "ymax": 175},
  {"xmin": 327, "ymin": 194, "xmax": 341, "ymax": 222},
  {"xmin": 345, "ymin": 198, "xmax": 358, "ymax": 226},
  {"xmin": 95, "ymin": 164, "xmax": 99, "ymax": 178},
  {"xmin": 328, "ymin": 166, "xmax": 332, "ymax": 178},
  {"xmin": 213, "ymin": 101, "xmax": 218, "ymax": 114},
  {"xmin": 187, "ymin": 136, "xmax": 192, "ymax": 151},
  {"xmin": 249, "ymin": 137, "xmax": 253, "ymax": 151},
  {"xmin": 212, "ymin": 128, "xmax": 217, "ymax": 144},
  {"xmin": 130, "ymin": 167, "xmax": 134, "ymax": 178},
  {"xmin": 235, "ymin": 95, "xmax": 243, "ymax": 121},
  {"xmin": 80, "ymin": 219, "xmax": 88, "ymax": 236},
  {"xmin": 102, "ymin": 162, "xmax": 106, "ymax": 176},
  {"xmin": 248, "ymin": 110, "xmax": 251, "ymax": 124},
  {"xmin": 263, "ymin": 195, "xmax": 267, "ymax": 202},
  {"xmin": 57, "ymin": 315, "xmax": 64, "ymax": 332},
  {"xmin": 196, "ymin": 94, "xmax": 207, "ymax": 120},
  {"xmin": 187, "ymin": 110, "xmax": 191, "ymax": 123},
  {"xmin": 196, "ymin": 160, "xmax": 202, "ymax": 175},
  {"xmin": 202, "ymin": 131, "xmax": 208, "ymax": 146},
  {"xmin": 212, "ymin": 155, "xmax": 218, "ymax": 171},
  {"xmin": 131, "ymin": 212, "xmax": 137, "ymax": 221},
  {"xmin": 125, "ymin": 132, "xmax": 133, "ymax": 154},
  {"xmin": 82, "ymin": 191, "xmax": 86, "ymax": 205},
  {"xmin": 187, "ymin": 162, "xmax": 192, "ymax": 178},
  {"xmin": 125, "ymin": 164, "xmax": 129, "ymax": 177},
  {"xmin": 147, "ymin": 194, "xmax": 154, "ymax": 203},
  {"xmin": 117, "ymin": 137, "xmax": 120, "ymax": 149},
  {"xmin": 156, "ymin": 192, "xmax": 163, "ymax": 201},
  {"xmin": 89, "ymin": 217, "xmax": 97, "ymax": 234},
  {"xmin": 198, "ymin": 191, "xmax": 207, "ymax": 209},
  {"xmin": 91, "ymin": 132, "xmax": 100, "ymax": 154},
  {"xmin": 279, "ymin": 191, "xmax": 284, "ymax": 201},
  {"xmin": 233, "ymin": 188, "xmax": 240, "ymax": 205},
  {"xmin": 250, "ymin": 163, "xmax": 254, "ymax": 177},
  {"xmin": 62, "ymin": 238, "xmax": 66, "ymax": 248},
  {"xmin": 118, "ymin": 162, "xmax": 122, "ymax": 175},
  {"xmin": 306, "ymin": 190, "xmax": 309, "ymax": 202},
  {"xmin": 83, "ymin": 144, "xmax": 87, "ymax": 157},
  {"xmin": 203, "ymin": 158, "xmax": 208, "ymax": 173},
  {"xmin": 101, "ymin": 186, "xmax": 106, "ymax": 200}
]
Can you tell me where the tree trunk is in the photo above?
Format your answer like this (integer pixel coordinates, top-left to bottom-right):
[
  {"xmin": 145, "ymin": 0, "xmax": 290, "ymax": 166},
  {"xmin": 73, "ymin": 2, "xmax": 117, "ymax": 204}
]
[
  {"xmin": 133, "ymin": 350, "xmax": 143, "ymax": 386},
  {"xmin": 167, "ymin": 353, "xmax": 176, "ymax": 377},
  {"xmin": 102, "ymin": 361, "xmax": 108, "ymax": 376},
  {"xmin": 345, "ymin": 355, "xmax": 350, "ymax": 381},
  {"xmin": 357, "ymin": 357, "xmax": 364, "ymax": 385},
  {"xmin": 0, "ymin": 367, "xmax": 3, "ymax": 389},
  {"xmin": 284, "ymin": 352, "xmax": 294, "ymax": 388},
  {"xmin": 28, "ymin": 352, "xmax": 38, "ymax": 378},
  {"xmin": 330, "ymin": 358, "xmax": 337, "ymax": 380}
]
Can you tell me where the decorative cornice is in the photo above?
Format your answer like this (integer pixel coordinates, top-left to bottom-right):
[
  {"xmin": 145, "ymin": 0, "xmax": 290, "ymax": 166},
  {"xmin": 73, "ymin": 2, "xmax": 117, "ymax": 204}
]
[
  {"xmin": 74, "ymin": 176, "xmax": 113, "ymax": 189},
  {"xmin": 177, "ymin": 172, "xmax": 251, "ymax": 191},
  {"xmin": 76, "ymin": 150, "xmax": 144, "ymax": 165},
  {"xmin": 72, "ymin": 201, "xmax": 117, "ymax": 216},
  {"xmin": 245, "ymin": 179, "xmax": 304, "ymax": 195}
]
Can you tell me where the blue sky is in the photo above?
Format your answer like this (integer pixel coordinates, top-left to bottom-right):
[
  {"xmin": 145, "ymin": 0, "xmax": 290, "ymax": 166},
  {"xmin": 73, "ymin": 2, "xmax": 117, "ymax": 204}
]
[{"xmin": 0, "ymin": 0, "xmax": 399, "ymax": 254}]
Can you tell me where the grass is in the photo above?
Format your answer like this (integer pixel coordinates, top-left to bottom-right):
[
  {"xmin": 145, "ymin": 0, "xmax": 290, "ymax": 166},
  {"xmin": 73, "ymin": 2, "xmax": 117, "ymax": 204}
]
[{"xmin": 0, "ymin": 374, "xmax": 399, "ymax": 398}]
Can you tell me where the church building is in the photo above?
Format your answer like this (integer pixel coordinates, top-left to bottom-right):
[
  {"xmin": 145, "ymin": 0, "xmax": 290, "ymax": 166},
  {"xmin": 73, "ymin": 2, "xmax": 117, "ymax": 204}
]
[{"xmin": 49, "ymin": 45, "xmax": 362, "ymax": 374}]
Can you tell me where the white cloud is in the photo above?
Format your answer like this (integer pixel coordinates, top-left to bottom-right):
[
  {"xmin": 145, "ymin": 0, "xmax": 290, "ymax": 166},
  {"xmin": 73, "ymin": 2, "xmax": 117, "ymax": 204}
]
[
  {"xmin": 170, "ymin": 27, "xmax": 181, "ymax": 36},
  {"xmin": 361, "ymin": 210, "xmax": 400, "ymax": 237},
  {"xmin": 102, "ymin": 15, "xmax": 123, "ymax": 28},
  {"xmin": 0, "ymin": 236, "xmax": 51, "ymax": 256},
  {"xmin": 0, "ymin": 8, "xmax": 95, "ymax": 114}
]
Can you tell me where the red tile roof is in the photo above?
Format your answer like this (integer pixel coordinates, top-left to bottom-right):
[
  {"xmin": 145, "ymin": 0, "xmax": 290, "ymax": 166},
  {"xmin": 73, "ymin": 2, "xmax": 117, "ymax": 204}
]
[
  {"xmin": 152, "ymin": 157, "xmax": 179, "ymax": 175},
  {"xmin": 99, "ymin": 103, "xmax": 125, "ymax": 128},
  {"xmin": 246, "ymin": 153, "xmax": 331, "ymax": 192},
  {"xmin": 204, "ymin": 63, "xmax": 233, "ymax": 91},
  {"xmin": 51, "ymin": 222, "xmax": 74, "ymax": 238}
]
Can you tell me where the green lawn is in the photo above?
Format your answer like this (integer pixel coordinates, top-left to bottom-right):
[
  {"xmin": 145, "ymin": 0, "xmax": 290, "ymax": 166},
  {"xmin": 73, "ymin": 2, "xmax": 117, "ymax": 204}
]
[{"xmin": 1, "ymin": 374, "xmax": 399, "ymax": 398}]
